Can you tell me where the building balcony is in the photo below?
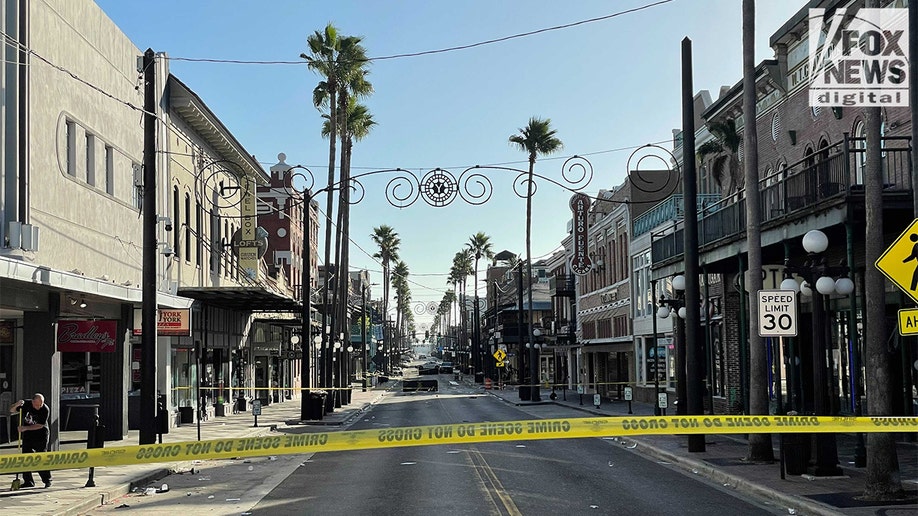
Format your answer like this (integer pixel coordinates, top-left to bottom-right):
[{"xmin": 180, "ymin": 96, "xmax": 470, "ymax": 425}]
[
  {"xmin": 633, "ymin": 194, "xmax": 721, "ymax": 238},
  {"xmin": 652, "ymin": 136, "xmax": 912, "ymax": 266},
  {"xmin": 549, "ymin": 275, "xmax": 575, "ymax": 297}
]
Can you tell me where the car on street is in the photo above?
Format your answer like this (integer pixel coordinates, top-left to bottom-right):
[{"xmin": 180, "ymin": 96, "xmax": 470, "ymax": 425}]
[
  {"xmin": 438, "ymin": 362, "xmax": 453, "ymax": 374},
  {"xmin": 418, "ymin": 361, "xmax": 439, "ymax": 375}
]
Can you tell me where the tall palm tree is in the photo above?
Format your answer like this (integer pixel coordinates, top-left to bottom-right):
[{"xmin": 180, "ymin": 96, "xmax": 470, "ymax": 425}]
[
  {"xmin": 510, "ymin": 117, "xmax": 562, "ymax": 401},
  {"xmin": 697, "ymin": 119, "xmax": 742, "ymax": 194},
  {"xmin": 322, "ymin": 100, "xmax": 376, "ymax": 347},
  {"xmin": 863, "ymin": 0, "xmax": 902, "ymax": 497},
  {"xmin": 392, "ymin": 260, "xmax": 410, "ymax": 354},
  {"xmin": 371, "ymin": 225, "xmax": 400, "ymax": 373},
  {"xmin": 333, "ymin": 66, "xmax": 373, "ymax": 351},
  {"xmin": 303, "ymin": 25, "xmax": 366, "ymax": 398},
  {"xmin": 450, "ymin": 250, "xmax": 473, "ymax": 373},
  {"xmin": 467, "ymin": 232, "xmax": 495, "ymax": 375},
  {"xmin": 742, "ymin": 0, "xmax": 772, "ymax": 462}
]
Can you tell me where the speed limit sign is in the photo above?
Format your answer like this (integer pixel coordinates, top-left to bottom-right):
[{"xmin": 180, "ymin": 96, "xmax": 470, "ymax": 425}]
[{"xmin": 757, "ymin": 289, "xmax": 797, "ymax": 337}]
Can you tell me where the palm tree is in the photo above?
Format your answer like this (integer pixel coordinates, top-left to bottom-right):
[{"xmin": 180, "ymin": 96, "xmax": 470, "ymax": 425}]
[
  {"xmin": 450, "ymin": 250, "xmax": 473, "ymax": 373},
  {"xmin": 509, "ymin": 117, "xmax": 562, "ymax": 401},
  {"xmin": 303, "ymin": 25, "xmax": 367, "ymax": 397},
  {"xmin": 371, "ymin": 225, "xmax": 400, "ymax": 373},
  {"xmin": 697, "ymin": 119, "xmax": 742, "ymax": 194},
  {"xmin": 742, "ymin": 0, "xmax": 773, "ymax": 462},
  {"xmin": 322, "ymin": 100, "xmax": 377, "ymax": 351},
  {"xmin": 863, "ymin": 0, "xmax": 902, "ymax": 496},
  {"xmin": 467, "ymin": 232, "xmax": 495, "ymax": 375},
  {"xmin": 392, "ymin": 260, "xmax": 410, "ymax": 354}
]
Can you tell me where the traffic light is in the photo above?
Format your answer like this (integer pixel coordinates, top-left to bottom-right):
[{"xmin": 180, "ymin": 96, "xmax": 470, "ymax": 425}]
[{"xmin": 424, "ymin": 330, "xmax": 430, "ymax": 340}]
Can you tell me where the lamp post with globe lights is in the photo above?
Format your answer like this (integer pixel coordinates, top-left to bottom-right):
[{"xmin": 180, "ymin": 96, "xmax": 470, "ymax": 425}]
[
  {"xmin": 657, "ymin": 274, "xmax": 687, "ymax": 416},
  {"xmin": 528, "ymin": 328, "xmax": 543, "ymax": 399},
  {"xmin": 780, "ymin": 229, "xmax": 854, "ymax": 476}
]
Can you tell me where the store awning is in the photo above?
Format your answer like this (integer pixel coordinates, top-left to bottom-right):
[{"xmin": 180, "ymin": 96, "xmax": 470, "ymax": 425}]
[{"xmin": 179, "ymin": 287, "xmax": 301, "ymax": 312}]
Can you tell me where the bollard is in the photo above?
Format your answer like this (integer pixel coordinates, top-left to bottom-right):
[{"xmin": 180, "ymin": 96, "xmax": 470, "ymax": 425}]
[{"xmin": 85, "ymin": 414, "xmax": 104, "ymax": 488}]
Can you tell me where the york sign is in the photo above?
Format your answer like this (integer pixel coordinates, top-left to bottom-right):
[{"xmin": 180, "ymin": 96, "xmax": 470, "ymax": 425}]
[{"xmin": 757, "ymin": 290, "xmax": 797, "ymax": 337}]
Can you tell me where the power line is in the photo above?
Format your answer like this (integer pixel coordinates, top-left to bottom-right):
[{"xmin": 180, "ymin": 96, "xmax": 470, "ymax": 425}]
[{"xmin": 166, "ymin": 1, "xmax": 674, "ymax": 66}]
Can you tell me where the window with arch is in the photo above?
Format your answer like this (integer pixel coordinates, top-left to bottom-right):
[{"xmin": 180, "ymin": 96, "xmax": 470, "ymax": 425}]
[
  {"xmin": 853, "ymin": 121, "xmax": 866, "ymax": 185},
  {"xmin": 223, "ymin": 220, "xmax": 230, "ymax": 278},
  {"xmin": 173, "ymin": 187, "xmax": 180, "ymax": 256},
  {"xmin": 184, "ymin": 193, "xmax": 191, "ymax": 262},
  {"xmin": 771, "ymin": 113, "xmax": 780, "ymax": 142},
  {"xmin": 195, "ymin": 201, "xmax": 202, "ymax": 267}
]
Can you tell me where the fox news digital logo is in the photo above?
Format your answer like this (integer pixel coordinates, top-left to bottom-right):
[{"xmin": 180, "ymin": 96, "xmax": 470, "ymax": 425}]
[{"xmin": 808, "ymin": 8, "xmax": 908, "ymax": 107}]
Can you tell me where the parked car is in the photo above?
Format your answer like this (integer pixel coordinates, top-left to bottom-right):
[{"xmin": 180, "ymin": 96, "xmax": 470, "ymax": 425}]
[{"xmin": 438, "ymin": 362, "xmax": 454, "ymax": 374}]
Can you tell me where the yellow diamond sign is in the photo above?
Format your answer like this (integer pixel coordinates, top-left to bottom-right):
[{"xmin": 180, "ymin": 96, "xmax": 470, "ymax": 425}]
[
  {"xmin": 876, "ymin": 218, "xmax": 918, "ymax": 304},
  {"xmin": 493, "ymin": 349, "xmax": 506, "ymax": 362}
]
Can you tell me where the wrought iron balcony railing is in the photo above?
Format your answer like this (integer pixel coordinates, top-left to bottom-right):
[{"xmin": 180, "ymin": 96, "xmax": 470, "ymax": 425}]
[{"xmin": 652, "ymin": 136, "xmax": 912, "ymax": 265}]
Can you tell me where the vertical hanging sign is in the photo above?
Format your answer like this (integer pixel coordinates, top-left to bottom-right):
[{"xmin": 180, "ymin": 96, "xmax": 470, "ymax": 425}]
[
  {"xmin": 569, "ymin": 193, "xmax": 592, "ymax": 276},
  {"xmin": 239, "ymin": 177, "xmax": 259, "ymax": 280}
]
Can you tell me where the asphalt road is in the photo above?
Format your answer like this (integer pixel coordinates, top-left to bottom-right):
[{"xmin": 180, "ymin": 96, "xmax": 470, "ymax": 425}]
[
  {"xmin": 250, "ymin": 378, "xmax": 783, "ymax": 516},
  {"xmin": 85, "ymin": 376, "xmax": 786, "ymax": 515}
]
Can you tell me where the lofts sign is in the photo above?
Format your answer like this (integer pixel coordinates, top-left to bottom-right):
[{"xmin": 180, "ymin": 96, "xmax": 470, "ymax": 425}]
[
  {"xmin": 808, "ymin": 7, "xmax": 908, "ymax": 107},
  {"xmin": 569, "ymin": 193, "xmax": 592, "ymax": 276}
]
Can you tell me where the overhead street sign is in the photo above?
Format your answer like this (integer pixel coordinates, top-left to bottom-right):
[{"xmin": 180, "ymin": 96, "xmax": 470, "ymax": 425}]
[
  {"xmin": 876, "ymin": 218, "xmax": 918, "ymax": 304},
  {"xmin": 757, "ymin": 289, "xmax": 797, "ymax": 337}
]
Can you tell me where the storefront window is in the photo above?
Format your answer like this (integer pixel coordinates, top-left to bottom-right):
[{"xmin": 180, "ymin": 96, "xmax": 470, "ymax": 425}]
[
  {"xmin": 171, "ymin": 348, "xmax": 196, "ymax": 409},
  {"xmin": 61, "ymin": 352, "xmax": 101, "ymax": 398}
]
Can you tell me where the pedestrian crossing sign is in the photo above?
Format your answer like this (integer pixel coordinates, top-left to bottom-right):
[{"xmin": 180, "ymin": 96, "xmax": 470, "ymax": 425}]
[{"xmin": 875, "ymin": 218, "xmax": 918, "ymax": 304}]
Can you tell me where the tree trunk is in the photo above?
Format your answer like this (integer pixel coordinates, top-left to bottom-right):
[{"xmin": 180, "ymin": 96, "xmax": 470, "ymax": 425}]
[
  {"xmin": 321, "ymin": 81, "xmax": 337, "ymax": 399},
  {"xmin": 742, "ymin": 0, "xmax": 773, "ymax": 461},
  {"xmin": 863, "ymin": 97, "xmax": 903, "ymax": 499}
]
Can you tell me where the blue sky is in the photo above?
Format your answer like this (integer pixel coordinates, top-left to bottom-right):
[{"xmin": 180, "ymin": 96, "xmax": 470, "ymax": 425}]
[{"xmin": 94, "ymin": 0, "xmax": 806, "ymax": 328}]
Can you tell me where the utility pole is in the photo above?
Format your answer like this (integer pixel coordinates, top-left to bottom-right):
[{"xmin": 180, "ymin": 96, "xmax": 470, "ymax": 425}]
[
  {"xmin": 681, "ymin": 37, "xmax": 705, "ymax": 452},
  {"xmin": 140, "ymin": 48, "xmax": 158, "ymax": 445}
]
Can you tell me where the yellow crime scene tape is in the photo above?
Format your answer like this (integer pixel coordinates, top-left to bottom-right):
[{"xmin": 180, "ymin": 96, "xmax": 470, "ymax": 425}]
[{"xmin": 0, "ymin": 415, "xmax": 916, "ymax": 475}]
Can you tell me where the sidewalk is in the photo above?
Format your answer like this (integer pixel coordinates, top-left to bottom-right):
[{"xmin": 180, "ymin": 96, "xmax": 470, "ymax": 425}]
[
  {"xmin": 0, "ymin": 385, "xmax": 392, "ymax": 516},
  {"xmin": 488, "ymin": 385, "xmax": 918, "ymax": 516}
]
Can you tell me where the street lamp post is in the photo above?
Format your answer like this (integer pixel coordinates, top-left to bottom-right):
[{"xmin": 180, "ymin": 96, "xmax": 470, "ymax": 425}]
[
  {"xmin": 782, "ymin": 229, "xmax": 849, "ymax": 476},
  {"xmin": 657, "ymin": 275, "xmax": 686, "ymax": 417},
  {"xmin": 530, "ymin": 327, "xmax": 542, "ymax": 400}
]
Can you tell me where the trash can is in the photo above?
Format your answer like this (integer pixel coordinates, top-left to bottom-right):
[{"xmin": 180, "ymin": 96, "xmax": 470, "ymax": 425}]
[
  {"xmin": 475, "ymin": 372, "xmax": 484, "ymax": 384},
  {"xmin": 306, "ymin": 391, "xmax": 326, "ymax": 420},
  {"xmin": 518, "ymin": 385, "xmax": 531, "ymax": 401},
  {"xmin": 235, "ymin": 396, "xmax": 247, "ymax": 414},
  {"xmin": 178, "ymin": 406, "xmax": 194, "ymax": 425},
  {"xmin": 783, "ymin": 434, "xmax": 810, "ymax": 475}
]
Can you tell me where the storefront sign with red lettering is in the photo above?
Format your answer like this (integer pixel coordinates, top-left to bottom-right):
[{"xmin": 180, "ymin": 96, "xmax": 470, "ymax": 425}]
[
  {"xmin": 57, "ymin": 320, "xmax": 118, "ymax": 352},
  {"xmin": 569, "ymin": 193, "xmax": 593, "ymax": 276}
]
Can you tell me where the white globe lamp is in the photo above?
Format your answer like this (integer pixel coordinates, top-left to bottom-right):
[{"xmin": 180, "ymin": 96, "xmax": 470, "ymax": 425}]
[{"xmin": 802, "ymin": 229, "xmax": 829, "ymax": 254}]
